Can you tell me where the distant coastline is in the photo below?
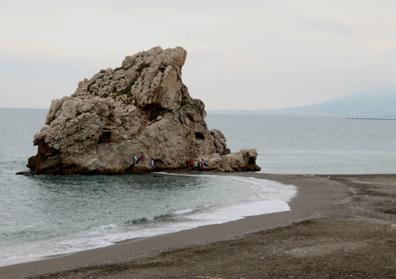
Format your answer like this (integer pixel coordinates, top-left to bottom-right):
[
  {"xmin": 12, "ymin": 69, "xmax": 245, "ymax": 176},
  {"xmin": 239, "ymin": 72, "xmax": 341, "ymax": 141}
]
[{"xmin": 347, "ymin": 117, "xmax": 396, "ymax": 121}]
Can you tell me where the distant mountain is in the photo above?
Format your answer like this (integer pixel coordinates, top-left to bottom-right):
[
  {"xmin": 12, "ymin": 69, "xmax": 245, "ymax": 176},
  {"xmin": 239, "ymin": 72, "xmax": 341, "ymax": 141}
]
[{"xmin": 263, "ymin": 90, "xmax": 396, "ymax": 118}]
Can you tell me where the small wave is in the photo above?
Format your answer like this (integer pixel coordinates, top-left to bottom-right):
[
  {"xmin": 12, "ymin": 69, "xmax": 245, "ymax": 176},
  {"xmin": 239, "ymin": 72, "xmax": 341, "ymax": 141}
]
[
  {"xmin": 153, "ymin": 213, "xmax": 174, "ymax": 221},
  {"xmin": 124, "ymin": 217, "xmax": 149, "ymax": 225},
  {"xmin": 97, "ymin": 224, "xmax": 118, "ymax": 230},
  {"xmin": 124, "ymin": 213, "xmax": 176, "ymax": 226},
  {"xmin": 174, "ymin": 208, "xmax": 194, "ymax": 215},
  {"xmin": 123, "ymin": 206, "xmax": 211, "ymax": 227}
]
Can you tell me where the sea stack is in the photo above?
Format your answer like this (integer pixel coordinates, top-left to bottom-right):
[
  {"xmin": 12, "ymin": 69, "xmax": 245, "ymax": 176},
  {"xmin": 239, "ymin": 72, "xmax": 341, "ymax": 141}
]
[{"xmin": 28, "ymin": 47, "xmax": 260, "ymax": 174}]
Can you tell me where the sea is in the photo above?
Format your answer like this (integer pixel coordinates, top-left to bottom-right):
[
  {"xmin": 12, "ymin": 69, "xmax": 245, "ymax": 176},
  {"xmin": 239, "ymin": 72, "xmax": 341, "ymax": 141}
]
[{"xmin": 0, "ymin": 108, "xmax": 395, "ymax": 266}]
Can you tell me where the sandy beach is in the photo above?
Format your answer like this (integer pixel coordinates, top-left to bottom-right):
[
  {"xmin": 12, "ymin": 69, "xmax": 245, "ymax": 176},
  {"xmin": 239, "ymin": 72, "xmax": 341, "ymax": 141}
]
[{"xmin": 1, "ymin": 173, "xmax": 396, "ymax": 278}]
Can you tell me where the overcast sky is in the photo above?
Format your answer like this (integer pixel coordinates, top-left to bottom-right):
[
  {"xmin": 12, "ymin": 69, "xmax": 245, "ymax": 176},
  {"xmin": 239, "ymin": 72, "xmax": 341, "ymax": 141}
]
[{"xmin": 1, "ymin": 0, "xmax": 395, "ymax": 109}]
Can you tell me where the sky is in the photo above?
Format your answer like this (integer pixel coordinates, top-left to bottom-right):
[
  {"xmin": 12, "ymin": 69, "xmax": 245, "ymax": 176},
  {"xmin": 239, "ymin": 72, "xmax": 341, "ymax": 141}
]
[{"xmin": 1, "ymin": 0, "xmax": 396, "ymax": 110}]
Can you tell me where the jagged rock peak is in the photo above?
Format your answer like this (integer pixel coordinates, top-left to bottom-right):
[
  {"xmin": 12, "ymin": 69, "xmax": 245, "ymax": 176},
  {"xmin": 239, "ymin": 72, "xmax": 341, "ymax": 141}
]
[{"xmin": 73, "ymin": 46, "xmax": 188, "ymax": 111}]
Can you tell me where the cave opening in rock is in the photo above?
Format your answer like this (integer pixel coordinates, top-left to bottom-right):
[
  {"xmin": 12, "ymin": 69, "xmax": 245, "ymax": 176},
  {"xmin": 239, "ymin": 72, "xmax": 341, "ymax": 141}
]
[
  {"xmin": 143, "ymin": 104, "xmax": 170, "ymax": 121},
  {"xmin": 195, "ymin": 132, "xmax": 205, "ymax": 140},
  {"xmin": 98, "ymin": 129, "xmax": 112, "ymax": 144}
]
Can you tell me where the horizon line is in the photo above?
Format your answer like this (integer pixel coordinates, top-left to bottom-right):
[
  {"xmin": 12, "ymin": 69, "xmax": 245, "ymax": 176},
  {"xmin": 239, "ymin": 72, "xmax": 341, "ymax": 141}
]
[{"xmin": 0, "ymin": 106, "xmax": 275, "ymax": 111}]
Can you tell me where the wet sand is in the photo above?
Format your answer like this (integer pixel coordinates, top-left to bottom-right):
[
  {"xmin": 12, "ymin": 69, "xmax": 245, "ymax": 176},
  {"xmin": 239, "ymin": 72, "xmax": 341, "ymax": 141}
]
[{"xmin": 1, "ymin": 174, "xmax": 396, "ymax": 278}]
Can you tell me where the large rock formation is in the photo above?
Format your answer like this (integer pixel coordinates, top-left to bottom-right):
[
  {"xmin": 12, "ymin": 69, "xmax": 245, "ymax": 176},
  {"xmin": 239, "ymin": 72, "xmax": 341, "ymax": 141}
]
[{"xmin": 28, "ymin": 47, "xmax": 260, "ymax": 174}]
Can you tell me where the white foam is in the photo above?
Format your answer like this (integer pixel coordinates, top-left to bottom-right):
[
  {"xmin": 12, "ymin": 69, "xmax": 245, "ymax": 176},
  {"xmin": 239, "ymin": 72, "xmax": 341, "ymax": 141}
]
[
  {"xmin": 0, "ymin": 174, "xmax": 297, "ymax": 267},
  {"xmin": 189, "ymin": 200, "xmax": 290, "ymax": 222},
  {"xmin": 174, "ymin": 208, "xmax": 195, "ymax": 215}
]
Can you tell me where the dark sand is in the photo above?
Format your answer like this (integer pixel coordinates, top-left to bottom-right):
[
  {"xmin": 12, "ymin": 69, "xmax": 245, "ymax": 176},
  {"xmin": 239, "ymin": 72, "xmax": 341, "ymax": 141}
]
[{"xmin": 1, "ymin": 174, "xmax": 396, "ymax": 278}]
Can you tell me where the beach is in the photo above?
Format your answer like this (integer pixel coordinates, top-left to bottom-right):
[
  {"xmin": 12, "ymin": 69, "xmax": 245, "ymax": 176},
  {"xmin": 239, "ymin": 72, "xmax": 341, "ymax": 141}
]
[{"xmin": 1, "ymin": 173, "xmax": 395, "ymax": 278}]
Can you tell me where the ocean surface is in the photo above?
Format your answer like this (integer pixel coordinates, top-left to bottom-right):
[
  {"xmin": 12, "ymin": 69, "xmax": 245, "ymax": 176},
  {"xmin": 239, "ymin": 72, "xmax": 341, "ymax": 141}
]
[
  {"xmin": 207, "ymin": 112, "xmax": 396, "ymax": 174},
  {"xmin": 1, "ymin": 108, "xmax": 395, "ymax": 266}
]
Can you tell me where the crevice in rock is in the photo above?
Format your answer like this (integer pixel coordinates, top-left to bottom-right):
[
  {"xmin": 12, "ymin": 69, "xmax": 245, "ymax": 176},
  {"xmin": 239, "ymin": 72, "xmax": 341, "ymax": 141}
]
[
  {"xmin": 136, "ymin": 62, "xmax": 150, "ymax": 74},
  {"xmin": 98, "ymin": 129, "xmax": 112, "ymax": 144},
  {"xmin": 37, "ymin": 141, "xmax": 59, "ymax": 156},
  {"xmin": 143, "ymin": 104, "xmax": 171, "ymax": 121},
  {"xmin": 159, "ymin": 64, "xmax": 166, "ymax": 73},
  {"xmin": 194, "ymin": 132, "xmax": 205, "ymax": 140}
]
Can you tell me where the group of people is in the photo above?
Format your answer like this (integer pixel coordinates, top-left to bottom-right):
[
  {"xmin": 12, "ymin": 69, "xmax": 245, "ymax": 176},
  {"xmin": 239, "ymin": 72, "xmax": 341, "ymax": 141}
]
[
  {"xmin": 133, "ymin": 153, "xmax": 145, "ymax": 165},
  {"xmin": 132, "ymin": 154, "xmax": 208, "ymax": 170},
  {"xmin": 187, "ymin": 159, "xmax": 209, "ymax": 170}
]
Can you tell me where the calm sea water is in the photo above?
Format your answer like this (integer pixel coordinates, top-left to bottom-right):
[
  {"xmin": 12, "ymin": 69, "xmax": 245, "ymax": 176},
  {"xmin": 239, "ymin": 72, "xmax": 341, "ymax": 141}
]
[
  {"xmin": 207, "ymin": 113, "xmax": 396, "ymax": 174},
  {"xmin": 0, "ymin": 108, "xmax": 395, "ymax": 265}
]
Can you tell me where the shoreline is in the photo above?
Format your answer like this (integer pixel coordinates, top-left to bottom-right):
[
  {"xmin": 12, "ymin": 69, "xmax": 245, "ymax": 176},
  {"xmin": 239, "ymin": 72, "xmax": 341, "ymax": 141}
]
[
  {"xmin": 1, "ymin": 172, "xmax": 296, "ymax": 268},
  {"xmin": 0, "ymin": 172, "xmax": 353, "ymax": 278}
]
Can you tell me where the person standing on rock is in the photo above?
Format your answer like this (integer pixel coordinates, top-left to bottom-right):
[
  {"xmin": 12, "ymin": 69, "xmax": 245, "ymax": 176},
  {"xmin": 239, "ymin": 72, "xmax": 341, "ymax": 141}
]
[
  {"xmin": 189, "ymin": 159, "xmax": 195, "ymax": 170},
  {"xmin": 138, "ymin": 153, "xmax": 144, "ymax": 164}
]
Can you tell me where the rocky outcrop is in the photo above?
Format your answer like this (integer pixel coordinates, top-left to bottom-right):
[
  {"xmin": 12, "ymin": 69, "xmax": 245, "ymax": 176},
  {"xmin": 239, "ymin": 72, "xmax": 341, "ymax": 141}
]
[{"xmin": 28, "ymin": 47, "xmax": 261, "ymax": 174}]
